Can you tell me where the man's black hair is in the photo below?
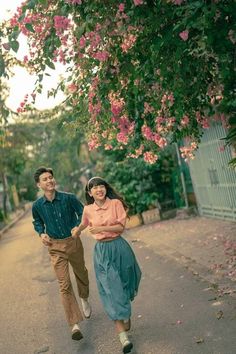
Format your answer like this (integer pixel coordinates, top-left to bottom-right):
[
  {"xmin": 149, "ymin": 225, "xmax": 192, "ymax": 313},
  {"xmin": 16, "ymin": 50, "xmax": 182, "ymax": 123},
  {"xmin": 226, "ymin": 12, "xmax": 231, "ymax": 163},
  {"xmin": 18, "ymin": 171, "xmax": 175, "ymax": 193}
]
[{"xmin": 34, "ymin": 166, "xmax": 53, "ymax": 183}]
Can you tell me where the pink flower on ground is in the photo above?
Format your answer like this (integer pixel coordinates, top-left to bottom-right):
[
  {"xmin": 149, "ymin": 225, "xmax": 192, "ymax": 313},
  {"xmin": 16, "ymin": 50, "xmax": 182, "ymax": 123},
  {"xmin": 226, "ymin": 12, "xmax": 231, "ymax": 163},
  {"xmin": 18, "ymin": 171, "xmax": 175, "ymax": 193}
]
[{"xmin": 179, "ymin": 30, "xmax": 189, "ymax": 41}]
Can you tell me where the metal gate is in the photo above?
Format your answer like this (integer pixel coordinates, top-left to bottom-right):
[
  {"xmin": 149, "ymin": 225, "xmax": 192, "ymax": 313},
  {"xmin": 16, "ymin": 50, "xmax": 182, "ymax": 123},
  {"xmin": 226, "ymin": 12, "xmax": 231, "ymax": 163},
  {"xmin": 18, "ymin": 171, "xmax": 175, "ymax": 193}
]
[{"xmin": 189, "ymin": 122, "xmax": 236, "ymax": 221}]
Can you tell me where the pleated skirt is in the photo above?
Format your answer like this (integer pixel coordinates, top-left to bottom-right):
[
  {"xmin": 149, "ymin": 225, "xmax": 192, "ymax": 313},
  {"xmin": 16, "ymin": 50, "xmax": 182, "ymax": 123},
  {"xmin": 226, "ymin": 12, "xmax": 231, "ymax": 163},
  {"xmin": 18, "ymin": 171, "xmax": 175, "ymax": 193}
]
[{"xmin": 93, "ymin": 236, "xmax": 142, "ymax": 320}]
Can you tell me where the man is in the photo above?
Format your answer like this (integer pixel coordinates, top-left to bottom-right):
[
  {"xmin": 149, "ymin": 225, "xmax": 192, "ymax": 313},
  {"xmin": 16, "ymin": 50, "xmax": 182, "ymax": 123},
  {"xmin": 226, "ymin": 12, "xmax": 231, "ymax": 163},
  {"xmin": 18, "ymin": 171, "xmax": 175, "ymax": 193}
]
[{"xmin": 32, "ymin": 166, "xmax": 91, "ymax": 341}]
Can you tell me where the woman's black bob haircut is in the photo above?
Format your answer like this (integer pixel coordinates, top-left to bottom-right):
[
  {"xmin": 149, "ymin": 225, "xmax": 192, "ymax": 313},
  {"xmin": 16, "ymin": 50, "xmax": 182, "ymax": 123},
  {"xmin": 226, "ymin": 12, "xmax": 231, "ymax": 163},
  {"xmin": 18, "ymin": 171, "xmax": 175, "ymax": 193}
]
[{"xmin": 85, "ymin": 176, "xmax": 128, "ymax": 210}]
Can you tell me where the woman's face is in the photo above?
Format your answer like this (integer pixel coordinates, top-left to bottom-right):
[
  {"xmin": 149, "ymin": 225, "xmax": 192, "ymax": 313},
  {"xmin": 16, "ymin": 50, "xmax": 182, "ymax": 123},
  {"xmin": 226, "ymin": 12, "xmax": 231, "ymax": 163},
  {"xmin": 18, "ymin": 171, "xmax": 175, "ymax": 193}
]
[{"xmin": 89, "ymin": 184, "xmax": 106, "ymax": 202}]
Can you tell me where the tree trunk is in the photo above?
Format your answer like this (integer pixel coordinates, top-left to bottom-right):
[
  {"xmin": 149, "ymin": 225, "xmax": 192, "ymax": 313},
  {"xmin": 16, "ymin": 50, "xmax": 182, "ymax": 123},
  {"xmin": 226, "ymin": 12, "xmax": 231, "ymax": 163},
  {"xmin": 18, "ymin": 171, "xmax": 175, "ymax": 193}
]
[{"xmin": 0, "ymin": 171, "xmax": 10, "ymax": 219}]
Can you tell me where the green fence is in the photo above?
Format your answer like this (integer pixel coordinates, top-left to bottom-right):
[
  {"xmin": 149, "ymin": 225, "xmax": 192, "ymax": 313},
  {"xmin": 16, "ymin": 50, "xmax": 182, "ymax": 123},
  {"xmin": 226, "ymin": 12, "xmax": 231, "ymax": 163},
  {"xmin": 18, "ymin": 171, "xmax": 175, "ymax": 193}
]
[{"xmin": 189, "ymin": 122, "xmax": 236, "ymax": 221}]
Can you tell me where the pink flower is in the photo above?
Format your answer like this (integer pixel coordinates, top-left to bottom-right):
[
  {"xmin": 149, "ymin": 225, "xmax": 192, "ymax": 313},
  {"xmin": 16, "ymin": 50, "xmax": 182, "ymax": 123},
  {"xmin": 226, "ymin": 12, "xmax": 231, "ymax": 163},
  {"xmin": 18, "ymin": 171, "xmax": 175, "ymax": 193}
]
[
  {"xmin": 154, "ymin": 135, "xmax": 167, "ymax": 148},
  {"xmin": 68, "ymin": 83, "xmax": 78, "ymax": 93},
  {"xmin": 23, "ymin": 55, "xmax": 29, "ymax": 63},
  {"xmin": 228, "ymin": 30, "xmax": 236, "ymax": 44},
  {"xmin": 2, "ymin": 43, "xmax": 10, "ymax": 50},
  {"xmin": 219, "ymin": 146, "xmax": 225, "ymax": 152},
  {"xmin": 179, "ymin": 30, "xmax": 189, "ymax": 41},
  {"xmin": 133, "ymin": 0, "xmax": 144, "ymax": 5},
  {"xmin": 121, "ymin": 34, "xmax": 137, "ymax": 53},
  {"xmin": 88, "ymin": 134, "xmax": 101, "ymax": 150},
  {"xmin": 201, "ymin": 119, "xmax": 210, "ymax": 129},
  {"xmin": 110, "ymin": 96, "xmax": 125, "ymax": 116},
  {"xmin": 180, "ymin": 115, "xmax": 189, "ymax": 126},
  {"xmin": 116, "ymin": 132, "xmax": 129, "ymax": 145},
  {"xmin": 93, "ymin": 51, "xmax": 109, "ymax": 62},
  {"xmin": 65, "ymin": 0, "xmax": 82, "ymax": 4},
  {"xmin": 119, "ymin": 3, "xmax": 125, "ymax": 12},
  {"xmin": 105, "ymin": 144, "xmax": 113, "ymax": 150},
  {"xmin": 172, "ymin": 0, "xmax": 184, "ymax": 4},
  {"xmin": 79, "ymin": 36, "xmax": 86, "ymax": 48},
  {"xmin": 143, "ymin": 151, "xmax": 158, "ymax": 164},
  {"xmin": 142, "ymin": 125, "xmax": 154, "ymax": 140}
]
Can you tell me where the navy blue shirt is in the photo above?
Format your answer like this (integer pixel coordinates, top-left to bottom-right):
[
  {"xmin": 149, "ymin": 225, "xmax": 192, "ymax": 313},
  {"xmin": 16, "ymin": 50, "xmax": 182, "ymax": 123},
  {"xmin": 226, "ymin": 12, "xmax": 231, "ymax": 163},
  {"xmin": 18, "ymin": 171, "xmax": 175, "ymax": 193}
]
[{"xmin": 32, "ymin": 191, "xmax": 84, "ymax": 239}]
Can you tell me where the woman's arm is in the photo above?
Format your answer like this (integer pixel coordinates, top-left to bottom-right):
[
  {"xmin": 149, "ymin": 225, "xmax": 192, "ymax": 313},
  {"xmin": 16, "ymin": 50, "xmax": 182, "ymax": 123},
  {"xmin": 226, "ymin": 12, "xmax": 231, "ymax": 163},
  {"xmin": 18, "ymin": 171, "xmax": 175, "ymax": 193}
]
[
  {"xmin": 89, "ymin": 223, "xmax": 124, "ymax": 235},
  {"xmin": 71, "ymin": 223, "xmax": 88, "ymax": 238}
]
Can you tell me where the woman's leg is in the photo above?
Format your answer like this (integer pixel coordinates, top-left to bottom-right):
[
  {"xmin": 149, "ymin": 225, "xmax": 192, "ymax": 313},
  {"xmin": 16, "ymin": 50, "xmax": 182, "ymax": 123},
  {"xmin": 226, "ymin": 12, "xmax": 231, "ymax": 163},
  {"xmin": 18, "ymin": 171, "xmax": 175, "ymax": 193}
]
[
  {"xmin": 115, "ymin": 320, "xmax": 133, "ymax": 353},
  {"xmin": 114, "ymin": 319, "xmax": 126, "ymax": 333}
]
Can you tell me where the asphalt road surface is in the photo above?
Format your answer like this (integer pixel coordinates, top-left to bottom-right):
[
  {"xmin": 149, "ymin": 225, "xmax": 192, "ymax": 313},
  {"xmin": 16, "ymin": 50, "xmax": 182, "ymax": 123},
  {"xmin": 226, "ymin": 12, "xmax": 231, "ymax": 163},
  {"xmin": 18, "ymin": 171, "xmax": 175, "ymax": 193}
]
[{"xmin": 0, "ymin": 211, "xmax": 236, "ymax": 354}]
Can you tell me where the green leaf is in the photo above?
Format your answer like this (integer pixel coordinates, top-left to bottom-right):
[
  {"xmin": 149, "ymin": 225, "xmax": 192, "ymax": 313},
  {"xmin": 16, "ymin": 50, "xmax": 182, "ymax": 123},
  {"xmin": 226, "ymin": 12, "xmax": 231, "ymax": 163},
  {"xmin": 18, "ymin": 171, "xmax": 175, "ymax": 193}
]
[
  {"xmin": 228, "ymin": 157, "xmax": 236, "ymax": 168},
  {"xmin": 0, "ymin": 56, "xmax": 5, "ymax": 76},
  {"xmin": 39, "ymin": 74, "xmax": 43, "ymax": 82},
  {"xmin": 27, "ymin": 0, "xmax": 37, "ymax": 9},
  {"xmin": 45, "ymin": 59, "xmax": 55, "ymax": 70},
  {"xmin": 10, "ymin": 40, "xmax": 19, "ymax": 53},
  {"xmin": 25, "ymin": 23, "xmax": 35, "ymax": 33},
  {"xmin": 18, "ymin": 13, "xmax": 26, "ymax": 22}
]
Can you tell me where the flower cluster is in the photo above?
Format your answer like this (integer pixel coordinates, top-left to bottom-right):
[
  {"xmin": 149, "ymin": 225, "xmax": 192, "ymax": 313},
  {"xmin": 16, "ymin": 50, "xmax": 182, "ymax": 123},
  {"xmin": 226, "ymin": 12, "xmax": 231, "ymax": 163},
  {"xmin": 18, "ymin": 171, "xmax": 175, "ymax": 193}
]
[{"xmin": 6, "ymin": 0, "xmax": 234, "ymax": 164}]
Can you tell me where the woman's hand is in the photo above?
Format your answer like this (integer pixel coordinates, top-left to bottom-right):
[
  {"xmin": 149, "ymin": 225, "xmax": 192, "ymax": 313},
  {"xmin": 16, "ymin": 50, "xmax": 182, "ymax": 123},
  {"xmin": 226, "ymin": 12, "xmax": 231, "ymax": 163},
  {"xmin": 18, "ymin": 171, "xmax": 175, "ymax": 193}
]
[
  {"xmin": 71, "ymin": 226, "xmax": 81, "ymax": 238},
  {"xmin": 88, "ymin": 226, "xmax": 102, "ymax": 234}
]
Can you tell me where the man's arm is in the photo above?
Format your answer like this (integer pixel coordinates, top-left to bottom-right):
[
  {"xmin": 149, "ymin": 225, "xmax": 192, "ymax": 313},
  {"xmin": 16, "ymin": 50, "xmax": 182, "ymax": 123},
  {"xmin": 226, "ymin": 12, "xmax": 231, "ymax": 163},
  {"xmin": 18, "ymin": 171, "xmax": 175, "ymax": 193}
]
[
  {"xmin": 32, "ymin": 204, "xmax": 52, "ymax": 246},
  {"xmin": 70, "ymin": 194, "xmax": 84, "ymax": 225},
  {"xmin": 32, "ymin": 204, "xmax": 45, "ymax": 236}
]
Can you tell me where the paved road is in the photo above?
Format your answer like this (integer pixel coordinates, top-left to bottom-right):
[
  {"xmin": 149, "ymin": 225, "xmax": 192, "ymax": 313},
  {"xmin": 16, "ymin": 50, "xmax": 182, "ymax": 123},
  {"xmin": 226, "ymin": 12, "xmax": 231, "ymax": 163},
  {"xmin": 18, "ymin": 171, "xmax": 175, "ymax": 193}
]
[{"xmin": 0, "ymin": 212, "xmax": 236, "ymax": 354}]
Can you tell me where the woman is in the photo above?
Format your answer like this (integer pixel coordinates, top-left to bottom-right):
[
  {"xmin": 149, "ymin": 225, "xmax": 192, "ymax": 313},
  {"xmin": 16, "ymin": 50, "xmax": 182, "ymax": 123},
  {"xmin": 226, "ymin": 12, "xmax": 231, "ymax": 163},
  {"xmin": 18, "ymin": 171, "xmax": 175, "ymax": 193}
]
[{"xmin": 72, "ymin": 177, "xmax": 141, "ymax": 353}]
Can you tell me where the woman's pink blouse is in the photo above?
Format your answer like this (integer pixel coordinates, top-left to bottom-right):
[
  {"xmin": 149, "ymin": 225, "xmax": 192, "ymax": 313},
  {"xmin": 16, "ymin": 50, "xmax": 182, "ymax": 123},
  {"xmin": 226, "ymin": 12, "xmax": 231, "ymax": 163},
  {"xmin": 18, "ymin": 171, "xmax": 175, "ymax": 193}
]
[{"xmin": 81, "ymin": 198, "xmax": 127, "ymax": 240}]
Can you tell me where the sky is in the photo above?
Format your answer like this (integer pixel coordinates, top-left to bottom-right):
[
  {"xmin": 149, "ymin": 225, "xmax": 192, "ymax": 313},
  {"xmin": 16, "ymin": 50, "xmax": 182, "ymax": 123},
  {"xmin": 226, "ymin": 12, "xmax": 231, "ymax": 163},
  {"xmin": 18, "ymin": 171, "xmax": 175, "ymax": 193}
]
[{"xmin": 1, "ymin": 0, "xmax": 66, "ymax": 112}]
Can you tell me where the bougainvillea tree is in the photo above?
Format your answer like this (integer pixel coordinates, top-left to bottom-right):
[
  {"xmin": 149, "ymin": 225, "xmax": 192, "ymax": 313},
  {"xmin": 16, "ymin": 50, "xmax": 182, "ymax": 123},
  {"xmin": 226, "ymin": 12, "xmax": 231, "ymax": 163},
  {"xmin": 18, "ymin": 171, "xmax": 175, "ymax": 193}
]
[{"xmin": 2, "ymin": 0, "xmax": 235, "ymax": 163}]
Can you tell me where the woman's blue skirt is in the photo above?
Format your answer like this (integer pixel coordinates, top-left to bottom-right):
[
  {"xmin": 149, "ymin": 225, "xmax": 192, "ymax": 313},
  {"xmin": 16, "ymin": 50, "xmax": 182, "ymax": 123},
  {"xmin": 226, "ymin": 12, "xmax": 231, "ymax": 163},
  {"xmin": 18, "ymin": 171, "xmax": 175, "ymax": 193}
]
[{"xmin": 93, "ymin": 236, "xmax": 141, "ymax": 321}]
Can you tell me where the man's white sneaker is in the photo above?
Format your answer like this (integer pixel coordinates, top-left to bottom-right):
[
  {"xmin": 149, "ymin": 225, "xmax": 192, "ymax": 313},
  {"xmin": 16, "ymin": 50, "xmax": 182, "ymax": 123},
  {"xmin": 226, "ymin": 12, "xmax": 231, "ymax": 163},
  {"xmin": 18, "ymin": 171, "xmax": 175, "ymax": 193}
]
[
  {"xmin": 81, "ymin": 298, "xmax": 92, "ymax": 319},
  {"xmin": 71, "ymin": 323, "xmax": 83, "ymax": 341}
]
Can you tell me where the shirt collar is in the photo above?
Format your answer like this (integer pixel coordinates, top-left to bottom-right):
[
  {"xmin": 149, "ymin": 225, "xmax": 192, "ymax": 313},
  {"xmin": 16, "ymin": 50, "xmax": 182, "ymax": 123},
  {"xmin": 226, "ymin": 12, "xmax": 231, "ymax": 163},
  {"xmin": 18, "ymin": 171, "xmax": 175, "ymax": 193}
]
[
  {"xmin": 93, "ymin": 197, "xmax": 111, "ymax": 211},
  {"xmin": 42, "ymin": 190, "xmax": 61, "ymax": 204}
]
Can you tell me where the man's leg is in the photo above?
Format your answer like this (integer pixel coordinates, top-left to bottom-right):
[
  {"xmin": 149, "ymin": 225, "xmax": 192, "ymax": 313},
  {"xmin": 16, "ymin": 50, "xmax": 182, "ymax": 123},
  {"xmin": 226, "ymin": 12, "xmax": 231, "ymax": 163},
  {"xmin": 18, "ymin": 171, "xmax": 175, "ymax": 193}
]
[
  {"xmin": 69, "ymin": 237, "xmax": 89, "ymax": 299},
  {"xmin": 49, "ymin": 249, "xmax": 83, "ymax": 326},
  {"xmin": 68, "ymin": 237, "xmax": 91, "ymax": 318}
]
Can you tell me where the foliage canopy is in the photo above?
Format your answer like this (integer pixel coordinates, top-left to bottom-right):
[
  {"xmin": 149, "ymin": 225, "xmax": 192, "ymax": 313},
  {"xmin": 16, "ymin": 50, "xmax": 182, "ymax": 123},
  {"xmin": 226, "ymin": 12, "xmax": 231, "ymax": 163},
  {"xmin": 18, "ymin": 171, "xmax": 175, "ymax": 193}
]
[{"xmin": 2, "ymin": 0, "xmax": 236, "ymax": 163}]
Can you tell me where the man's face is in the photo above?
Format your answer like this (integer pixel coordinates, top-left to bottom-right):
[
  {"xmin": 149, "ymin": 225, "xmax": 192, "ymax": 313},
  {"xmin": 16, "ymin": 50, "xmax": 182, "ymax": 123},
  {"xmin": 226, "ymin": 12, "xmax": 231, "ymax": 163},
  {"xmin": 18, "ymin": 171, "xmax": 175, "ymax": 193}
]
[{"xmin": 37, "ymin": 172, "xmax": 56, "ymax": 192}]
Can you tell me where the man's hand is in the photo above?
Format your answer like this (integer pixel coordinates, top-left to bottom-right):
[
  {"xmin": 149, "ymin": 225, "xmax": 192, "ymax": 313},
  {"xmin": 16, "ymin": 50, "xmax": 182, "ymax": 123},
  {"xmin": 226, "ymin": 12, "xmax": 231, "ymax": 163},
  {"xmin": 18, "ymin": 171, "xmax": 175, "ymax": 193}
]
[
  {"xmin": 41, "ymin": 233, "xmax": 52, "ymax": 246},
  {"xmin": 71, "ymin": 226, "xmax": 81, "ymax": 238}
]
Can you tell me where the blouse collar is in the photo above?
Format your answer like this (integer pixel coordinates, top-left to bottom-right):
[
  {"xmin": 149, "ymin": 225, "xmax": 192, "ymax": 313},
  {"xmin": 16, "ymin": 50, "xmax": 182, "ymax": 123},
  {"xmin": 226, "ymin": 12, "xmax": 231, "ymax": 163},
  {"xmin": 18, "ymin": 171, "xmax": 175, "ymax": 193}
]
[{"xmin": 93, "ymin": 197, "xmax": 111, "ymax": 211}]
